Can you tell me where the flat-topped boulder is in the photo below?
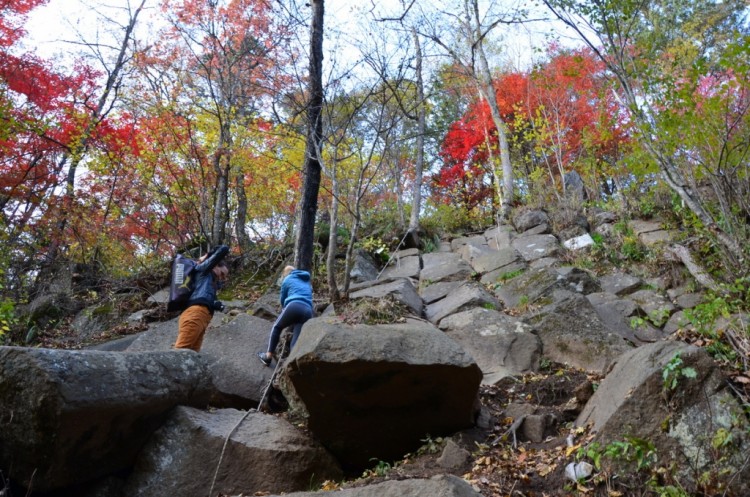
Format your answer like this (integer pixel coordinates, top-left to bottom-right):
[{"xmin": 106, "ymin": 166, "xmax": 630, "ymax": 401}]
[
  {"xmin": 598, "ymin": 271, "xmax": 642, "ymax": 296},
  {"xmin": 126, "ymin": 313, "xmax": 275, "ymax": 407},
  {"xmin": 494, "ymin": 266, "xmax": 599, "ymax": 309},
  {"xmin": 470, "ymin": 246, "xmax": 523, "ymax": 275},
  {"xmin": 277, "ymin": 316, "xmax": 482, "ymax": 471},
  {"xmin": 425, "ymin": 281, "xmax": 502, "ymax": 326},
  {"xmin": 450, "ymin": 234, "xmax": 489, "ymax": 252},
  {"xmin": 420, "ymin": 252, "xmax": 473, "ymax": 285},
  {"xmin": 379, "ymin": 254, "xmax": 421, "ymax": 280},
  {"xmin": 349, "ymin": 277, "xmax": 423, "ymax": 316},
  {"xmin": 484, "ymin": 225, "xmax": 515, "ymax": 250},
  {"xmin": 511, "ymin": 234, "xmax": 560, "ymax": 262},
  {"xmin": 439, "ymin": 308, "xmax": 541, "ymax": 384}
]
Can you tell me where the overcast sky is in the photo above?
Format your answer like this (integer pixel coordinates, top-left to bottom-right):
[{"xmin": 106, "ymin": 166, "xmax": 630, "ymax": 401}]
[{"xmin": 22, "ymin": 0, "xmax": 574, "ymax": 74}]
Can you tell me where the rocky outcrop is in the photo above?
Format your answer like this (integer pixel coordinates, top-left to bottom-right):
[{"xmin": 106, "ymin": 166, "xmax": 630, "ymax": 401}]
[
  {"xmin": 523, "ymin": 291, "xmax": 633, "ymax": 373},
  {"xmin": 5, "ymin": 209, "xmax": 744, "ymax": 497},
  {"xmin": 125, "ymin": 313, "xmax": 275, "ymax": 407},
  {"xmin": 576, "ymin": 341, "xmax": 750, "ymax": 495},
  {"xmin": 425, "ymin": 281, "xmax": 502, "ymax": 325},
  {"xmin": 438, "ymin": 307, "xmax": 541, "ymax": 384},
  {"xmin": 277, "ymin": 316, "xmax": 482, "ymax": 471},
  {"xmin": 123, "ymin": 406, "xmax": 342, "ymax": 497},
  {"xmin": 246, "ymin": 474, "xmax": 484, "ymax": 497},
  {"xmin": 0, "ymin": 347, "xmax": 213, "ymax": 491},
  {"xmin": 349, "ymin": 277, "xmax": 423, "ymax": 316}
]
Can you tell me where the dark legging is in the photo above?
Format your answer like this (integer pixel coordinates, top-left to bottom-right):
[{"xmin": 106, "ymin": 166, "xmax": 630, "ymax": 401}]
[{"xmin": 266, "ymin": 301, "xmax": 313, "ymax": 355}]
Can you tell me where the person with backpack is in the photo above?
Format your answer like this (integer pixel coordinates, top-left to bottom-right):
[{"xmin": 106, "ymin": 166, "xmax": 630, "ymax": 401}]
[
  {"xmin": 174, "ymin": 245, "xmax": 230, "ymax": 352},
  {"xmin": 257, "ymin": 265, "xmax": 313, "ymax": 366}
]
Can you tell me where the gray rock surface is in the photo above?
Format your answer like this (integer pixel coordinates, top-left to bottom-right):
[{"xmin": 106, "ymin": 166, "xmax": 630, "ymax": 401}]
[
  {"xmin": 511, "ymin": 234, "xmax": 560, "ymax": 262},
  {"xmin": 350, "ymin": 278, "xmax": 423, "ymax": 316},
  {"xmin": 513, "ymin": 209, "xmax": 550, "ymax": 233},
  {"xmin": 123, "ymin": 406, "xmax": 342, "ymax": 497},
  {"xmin": 420, "ymin": 252, "xmax": 473, "ymax": 285},
  {"xmin": 576, "ymin": 342, "xmax": 750, "ymax": 495},
  {"xmin": 439, "ymin": 308, "xmax": 541, "ymax": 384},
  {"xmin": 0, "ymin": 347, "xmax": 213, "ymax": 491},
  {"xmin": 523, "ymin": 292, "xmax": 633, "ymax": 373},
  {"xmin": 380, "ymin": 254, "xmax": 421, "ymax": 280},
  {"xmin": 426, "ymin": 281, "xmax": 502, "ymax": 325},
  {"xmin": 249, "ymin": 474, "xmax": 484, "ymax": 497},
  {"xmin": 277, "ymin": 317, "xmax": 482, "ymax": 470},
  {"xmin": 126, "ymin": 313, "xmax": 275, "ymax": 407}
]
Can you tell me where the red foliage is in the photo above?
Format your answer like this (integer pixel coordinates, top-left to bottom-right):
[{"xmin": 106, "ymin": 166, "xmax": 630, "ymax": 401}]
[{"xmin": 434, "ymin": 46, "xmax": 631, "ymax": 206}]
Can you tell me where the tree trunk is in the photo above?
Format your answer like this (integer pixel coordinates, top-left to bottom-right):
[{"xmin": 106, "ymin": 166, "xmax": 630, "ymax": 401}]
[
  {"xmin": 211, "ymin": 126, "xmax": 231, "ymax": 246},
  {"xmin": 294, "ymin": 0, "xmax": 325, "ymax": 272},
  {"xmin": 234, "ymin": 171, "xmax": 252, "ymax": 253},
  {"xmin": 408, "ymin": 26, "xmax": 425, "ymax": 237},
  {"xmin": 326, "ymin": 158, "xmax": 340, "ymax": 300},
  {"xmin": 468, "ymin": 0, "xmax": 513, "ymax": 219}
]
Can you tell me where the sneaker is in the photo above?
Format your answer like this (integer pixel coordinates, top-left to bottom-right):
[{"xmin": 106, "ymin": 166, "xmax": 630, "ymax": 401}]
[{"xmin": 257, "ymin": 351, "xmax": 272, "ymax": 367}]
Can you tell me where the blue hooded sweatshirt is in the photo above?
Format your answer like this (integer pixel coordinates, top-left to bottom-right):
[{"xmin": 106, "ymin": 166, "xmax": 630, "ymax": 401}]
[{"xmin": 280, "ymin": 270, "xmax": 313, "ymax": 309}]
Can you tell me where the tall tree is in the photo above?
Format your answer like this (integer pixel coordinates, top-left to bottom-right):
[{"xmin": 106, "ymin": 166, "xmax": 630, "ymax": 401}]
[
  {"xmin": 294, "ymin": 0, "xmax": 324, "ymax": 271},
  {"xmin": 148, "ymin": 0, "xmax": 285, "ymax": 249},
  {"xmin": 407, "ymin": 25, "xmax": 426, "ymax": 242},
  {"xmin": 421, "ymin": 0, "xmax": 525, "ymax": 219}
]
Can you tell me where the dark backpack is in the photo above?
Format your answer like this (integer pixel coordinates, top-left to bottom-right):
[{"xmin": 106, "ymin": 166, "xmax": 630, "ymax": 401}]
[{"xmin": 167, "ymin": 254, "xmax": 197, "ymax": 312}]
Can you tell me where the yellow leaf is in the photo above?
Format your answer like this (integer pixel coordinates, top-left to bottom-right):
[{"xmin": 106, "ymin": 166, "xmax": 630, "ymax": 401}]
[{"xmin": 566, "ymin": 444, "xmax": 581, "ymax": 457}]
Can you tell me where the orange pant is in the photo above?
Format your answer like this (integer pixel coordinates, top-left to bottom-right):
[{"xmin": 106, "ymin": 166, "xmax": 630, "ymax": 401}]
[{"xmin": 174, "ymin": 305, "xmax": 212, "ymax": 351}]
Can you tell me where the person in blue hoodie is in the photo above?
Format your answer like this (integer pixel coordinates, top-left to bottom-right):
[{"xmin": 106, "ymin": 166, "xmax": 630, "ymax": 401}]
[{"xmin": 257, "ymin": 265, "xmax": 313, "ymax": 366}]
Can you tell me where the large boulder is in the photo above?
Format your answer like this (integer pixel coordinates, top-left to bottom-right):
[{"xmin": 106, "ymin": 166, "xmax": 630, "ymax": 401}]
[
  {"xmin": 126, "ymin": 313, "xmax": 275, "ymax": 407},
  {"xmin": 425, "ymin": 281, "xmax": 502, "ymax": 326},
  {"xmin": 349, "ymin": 249, "xmax": 381, "ymax": 283},
  {"xmin": 484, "ymin": 225, "xmax": 514, "ymax": 251},
  {"xmin": 470, "ymin": 246, "xmax": 523, "ymax": 275},
  {"xmin": 379, "ymin": 254, "xmax": 421, "ymax": 280},
  {"xmin": 598, "ymin": 271, "xmax": 642, "ymax": 296},
  {"xmin": 451, "ymin": 234, "xmax": 489, "ymax": 253},
  {"xmin": 494, "ymin": 266, "xmax": 599, "ymax": 309},
  {"xmin": 123, "ymin": 406, "xmax": 342, "ymax": 497},
  {"xmin": 0, "ymin": 346, "xmax": 213, "ymax": 491},
  {"xmin": 349, "ymin": 277, "xmax": 423, "ymax": 316},
  {"xmin": 511, "ymin": 235, "xmax": 560, "ymax": 262},
  {"xmin": 243, "ymin": 474, "xmax": 484, "ymax": 497},
  {"xmin": 576, "ymin": 341, "xmax": 750, "ymax": 495},
  {"xmin": 587, "ymin": 292, "xmax": 666, "ymax": 344},
  {"xmin": 523, "ymin": 292, "xmax": 633, "ymax": 373},
  {"xmin": 420, "ymin": 252, "xmax": 473, "ymax": 285},
  {"xmin": 513, "ymin": 209, "xmax": 550, "ymax": 233},
  {"xmin": 277, "ymin": 317, "xmax": 482, "ymax": 471},
  {"xmin": 439, "ymin": 307, "xmax": 542, "ymax": 384},
  {"xmin": 626, "ymin": 289, "xmax": 677, "ymax": 327}
]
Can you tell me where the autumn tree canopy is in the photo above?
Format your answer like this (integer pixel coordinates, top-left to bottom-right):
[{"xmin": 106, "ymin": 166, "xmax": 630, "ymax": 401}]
[{"xmin": 0, "ymin": 0, "xmax": 748, "ymax": 310}]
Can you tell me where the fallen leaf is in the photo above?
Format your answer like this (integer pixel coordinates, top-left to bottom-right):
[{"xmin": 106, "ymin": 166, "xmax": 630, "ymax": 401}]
[
  {"xmin": 537, "ymin": 463, "xmax": 556, "ymax": 476},
  {"xmin": 566, "ymin": 444, "xmax": 580, "ymax": 457}
]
